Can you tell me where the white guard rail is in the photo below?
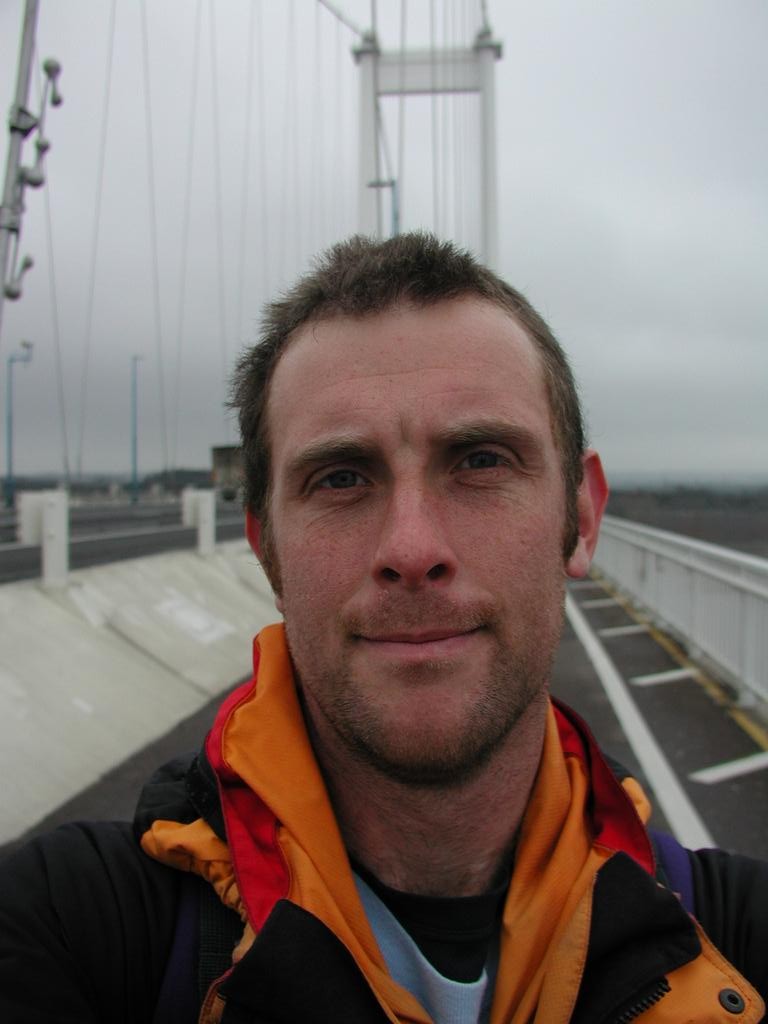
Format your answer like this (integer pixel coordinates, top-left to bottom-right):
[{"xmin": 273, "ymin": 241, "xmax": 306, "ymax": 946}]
[{"xmin": 593, "ymin": 515, "xmax": 768, "ymax": 706}]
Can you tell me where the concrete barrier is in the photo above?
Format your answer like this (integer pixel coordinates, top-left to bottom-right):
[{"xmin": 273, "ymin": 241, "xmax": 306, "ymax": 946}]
[{"xmin": 0, "ymin": 539, "xmax": 277, "ymax": 844}]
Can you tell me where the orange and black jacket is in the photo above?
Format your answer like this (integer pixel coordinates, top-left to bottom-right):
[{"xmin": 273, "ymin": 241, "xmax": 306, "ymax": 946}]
[{"xmin": 0, "ymin": 627, "xmax": 766, "ymax": 1023}]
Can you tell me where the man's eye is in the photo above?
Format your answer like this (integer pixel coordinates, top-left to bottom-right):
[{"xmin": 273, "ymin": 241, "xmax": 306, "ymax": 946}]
[
  {"xmin": 460, "ymin": 450, "xmax": 505, "ymax": 470},
  {"xmin": 318, "ymin": 469, "xmax": 366, "ymax": 489}
]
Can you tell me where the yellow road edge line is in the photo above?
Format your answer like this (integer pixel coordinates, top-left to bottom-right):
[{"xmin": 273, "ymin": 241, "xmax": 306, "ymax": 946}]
[{"xmin": 729, "ymin": 708, "xmax": 768, "ymax": 752}]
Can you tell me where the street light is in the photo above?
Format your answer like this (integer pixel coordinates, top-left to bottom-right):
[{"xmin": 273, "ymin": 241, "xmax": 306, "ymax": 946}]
[
  {"xmin": 130, "ymin": 355, "xmax": 142, "ymax": 504},
  {"xmin": 0, "ymin": 2, "xmax": 63, "ymax": 343},
  {"xmin": 4, "ymin": 339, "xmax": 33, "ymax": 507}
]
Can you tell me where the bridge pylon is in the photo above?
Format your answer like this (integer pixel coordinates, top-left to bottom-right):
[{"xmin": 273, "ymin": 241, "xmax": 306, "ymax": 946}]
[{"xmin": 353, "ymin": 27, "xmax": 502, "ymax": 267}]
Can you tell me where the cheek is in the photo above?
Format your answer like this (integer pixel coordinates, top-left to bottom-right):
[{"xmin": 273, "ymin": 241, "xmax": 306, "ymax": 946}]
[
  {"xmin": 481, "ymin": 524, "xmax": 567, "ymax": 612},
  {"xmin": 274, "ymin": 505, "xmax": 378, "ymax": 586},
  {"xmin": 278, "ymin": 537, "xmax": 360, "ymax": 619}
]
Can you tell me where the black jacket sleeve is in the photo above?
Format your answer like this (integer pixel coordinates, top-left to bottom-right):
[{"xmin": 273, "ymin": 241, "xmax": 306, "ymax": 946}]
[
  {"xmin": 690, "ymin": 847, "xmax": 768, "ymax": 1005},
  {"xmin": 0, "ymin": 821, "xmax": 179, "ymax": 1024}
]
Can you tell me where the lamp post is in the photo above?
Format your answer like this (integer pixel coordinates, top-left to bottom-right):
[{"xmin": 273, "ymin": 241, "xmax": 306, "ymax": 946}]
[
  {"xmin": 1, "ymin": 0, "xmax": 63, "ymax": 344},
  {"xmin": 130, "ymin": 355, "xmax": 142, "ymax": 504},
  {"xmin": 4, "ymin": 339, "xmax": 33, "ymax": 507}
]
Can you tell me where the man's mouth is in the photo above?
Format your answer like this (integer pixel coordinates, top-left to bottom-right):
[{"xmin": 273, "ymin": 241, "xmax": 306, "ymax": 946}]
[
  {"xmin": 359, "ymin": 628, "xmax": 480, "ymax": 644},
  {"xmin": 353, "ymin": 627, "xmax": 483, "ymax": 662}
]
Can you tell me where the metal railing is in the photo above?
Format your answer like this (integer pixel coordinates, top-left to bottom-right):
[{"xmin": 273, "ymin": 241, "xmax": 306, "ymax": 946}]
[{"xmin": 593, "ymin": 515, "xmax": 768, "ymax": 706}]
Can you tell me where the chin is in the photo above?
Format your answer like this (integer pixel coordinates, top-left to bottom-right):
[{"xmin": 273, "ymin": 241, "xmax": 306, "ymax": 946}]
[{"xmin": 340, "ymin": 707, "xmax": 521, "ymax": 790}]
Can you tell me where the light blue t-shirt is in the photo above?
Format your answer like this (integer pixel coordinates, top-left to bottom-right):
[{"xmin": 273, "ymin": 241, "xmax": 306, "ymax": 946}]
[{"xmin": 354, "ymin": 873, "xmax": 499, "ymax": 1024}]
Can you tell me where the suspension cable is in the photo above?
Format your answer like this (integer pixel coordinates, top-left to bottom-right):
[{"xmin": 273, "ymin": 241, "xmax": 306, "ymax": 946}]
[
  {"xmin": 256, "ymin": 0, "xmax": 270, "ymax": 299},
  {"xmin": 139, "ymin": 0, "xmax": 170, "ymax": 473},
  {"xmin": 207, "ymin": 0, "xmax": 231, "ymax": 442},
  {"xmin": 169, "ymin": 0, "xmax": 202, "ymax": 471},
  {"xmin": 332, "ymin": 13, "xmax": 344, "ymax": 237},
  {"xmin": 30, "ymin": 49, "xmax": 72, "ymax": 487},
  {"xmin": 396, "ymin": 0, "xmax": 407, "ymax": 229},
  {"xmin": 378, "ymin": 112, "xmax": 394, "ymax": 182},
  {"xmin": 277, "ymin": 1, "xmax": 297, "ymax": 281},
  {"xmin": 453, "ymin": 0, "xmax": 466, "ymax": 242},
  {"xmin": 429, "ymin": 0, "xmax": 439, "ymax": 233},
  {"xmin": 75, "ymin": 0, "xmax": 116, "ymax": 478},
  {"xmin": 371, "ymin": 0, "xmax": 382, "ymax": 235},
  {"xmin": 234, "ymin": 0, "xmax": 256, "ymax": 354},
  {"xmin": 316, "ymin": 0, "xmax": 365, "ymax": 40},
  {"xmin": 289, "ymin": 0, "xmax": 301, "ymax": 264},
  {"xmin": 310, "ymin": 0, "xmax": 323, "ymax": 252},
  {"xmin": 441, "ymin": 0, "xmax": 451, "ymax": 237},
  {"xmin": 42, "ymin": 177, "xmax": 71, "ymax": 484}
]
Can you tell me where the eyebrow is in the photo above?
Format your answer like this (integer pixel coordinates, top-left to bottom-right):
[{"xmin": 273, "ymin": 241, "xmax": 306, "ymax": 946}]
[
  {"xmin": 435, "ymin": 419, "xmax": 545, "ymax": 460},
  {"xmin": 285, "ymin": 435, "xmax": 380, "ymax": 482}
]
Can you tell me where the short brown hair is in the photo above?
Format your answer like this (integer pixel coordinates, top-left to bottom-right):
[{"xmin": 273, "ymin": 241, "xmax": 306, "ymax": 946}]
[{"xmin": 230, "ymin": 232, "xmax": 586, "ymax": 559}]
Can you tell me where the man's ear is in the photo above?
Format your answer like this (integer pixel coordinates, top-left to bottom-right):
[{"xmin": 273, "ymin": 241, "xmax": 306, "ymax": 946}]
[
  {"xmin": 245, "ymin": 509, "xmax": 283, "ymax": 611},
  {"xmin": 245, "ymin": 508, "xmax": 263, "ymax": 559},
  {"xmin": 565, "ymin": 449, "xmax": 609, "ymax": 580}
]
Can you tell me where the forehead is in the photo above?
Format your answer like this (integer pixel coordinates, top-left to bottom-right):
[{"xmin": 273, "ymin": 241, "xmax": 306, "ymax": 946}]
[{"xmin": 266, "ymin": 297, "xmax": 552, "ymax": 449}]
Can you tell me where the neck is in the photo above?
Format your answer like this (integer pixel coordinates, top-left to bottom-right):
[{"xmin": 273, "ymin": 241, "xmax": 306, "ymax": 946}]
[{"xmin": 304, "ymin": 692, "xmax": 549, "ymax": 898}]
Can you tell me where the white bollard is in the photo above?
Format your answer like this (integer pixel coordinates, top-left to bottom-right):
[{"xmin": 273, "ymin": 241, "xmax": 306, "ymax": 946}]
[
  {"xmin": 181, "ymin": 486, "xmax": 197, "ymax": 527},
  {"xmin": 180, "ymin": 488, "xmax": 216, "ymax": 555},
  {"xmin": 42, "ymin": 491, "xmax": 69, "ymax": 587},
  {"xmin": 17, "ymin": 491, "xmax": 47, "ymax": 544},
  {"xmin": 196, "ymin": 490, "xmax": 216, "ymax": 556}
]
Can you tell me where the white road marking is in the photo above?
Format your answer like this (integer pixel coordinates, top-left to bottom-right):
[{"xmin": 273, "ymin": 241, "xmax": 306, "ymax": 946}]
[
  {"xmin": 155, "ymin": 591, "xmax": 236, "ymax": 645},
  {"xmin": 565, "ymin": 594, "xmax": 715, "ymax": 849},
  {"xmin": 631, "ymin": 667, "xmax": 698, "ymax": 687},
  {"xmin": 580, "ymin": 597, "xmax": 617, "ymax": 609},
  {"xmin": 599, "ymin": 623, "xmax": 649, "ymax": 638},
  {"xmin": 689, "ymin": 751, "xmax": 768, "ymax": 785}
]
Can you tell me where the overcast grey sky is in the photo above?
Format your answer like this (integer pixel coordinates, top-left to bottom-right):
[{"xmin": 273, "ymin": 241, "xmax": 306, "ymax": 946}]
[{"xmin": 1, "ymin": 1, "xmax": 765, "ymax": 485}]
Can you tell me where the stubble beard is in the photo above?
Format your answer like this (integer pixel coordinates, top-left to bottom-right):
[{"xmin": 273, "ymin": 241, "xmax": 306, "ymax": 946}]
[{"xmin": 288, "ymin": 606, "xmax": 565, "ymax": 791}]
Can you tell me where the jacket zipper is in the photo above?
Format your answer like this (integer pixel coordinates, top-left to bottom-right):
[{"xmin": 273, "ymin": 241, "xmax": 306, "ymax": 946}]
[{"xmin": 612, "ymin": 978, "xmax": 671, "ymax": 1023}]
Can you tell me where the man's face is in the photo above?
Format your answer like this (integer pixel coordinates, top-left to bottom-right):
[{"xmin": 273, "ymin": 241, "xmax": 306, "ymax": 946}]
[{"xmin": 262, "ymin": 297, "xmax": 600, "ymax": 787}]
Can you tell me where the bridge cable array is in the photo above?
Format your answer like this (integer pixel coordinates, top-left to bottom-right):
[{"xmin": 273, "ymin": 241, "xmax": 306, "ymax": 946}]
[{"xmin": 12, "ymin": 1, "xmax": 493, "ymax": 480}]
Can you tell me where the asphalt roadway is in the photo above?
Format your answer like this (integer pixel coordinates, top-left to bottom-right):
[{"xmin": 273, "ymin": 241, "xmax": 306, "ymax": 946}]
[
  {"xmin": 3, "ymin": 575, "xmax": 766, "ymax": 863},
  {"xmin": 0, "ymin": 515, "xmax": 245, "ymax": 583}
]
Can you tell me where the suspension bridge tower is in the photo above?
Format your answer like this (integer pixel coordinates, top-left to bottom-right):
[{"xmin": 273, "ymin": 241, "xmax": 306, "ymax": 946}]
[{"xmin": 354, "ymin": 24, "xmax": 502, "ymax": 267}]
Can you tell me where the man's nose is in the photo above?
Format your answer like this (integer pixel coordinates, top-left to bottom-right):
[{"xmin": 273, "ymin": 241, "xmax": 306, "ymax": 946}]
[{"xmin": 371, "ymin": 485, "xmax": 457, "ymax": 588}]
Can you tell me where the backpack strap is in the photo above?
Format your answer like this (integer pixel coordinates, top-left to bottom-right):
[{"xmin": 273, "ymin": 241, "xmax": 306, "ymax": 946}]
[
  {"xmin": 198, "ymin": 875, "xmax": 243, "ymax": 1000},
  {"xmin": 153, "ymin": 872, "xmax": 202, "ymax": 1024},
  {"xmin": 598, "ymin": 750, "xmax": 697, "ymax": 917},
  {"xmin": 649, "ymin": 828, "xmax": 696, "ymax": 916},
  {"xmin": 153, "ymin": 872, "xmax": 242, "ymax": 1023}
]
